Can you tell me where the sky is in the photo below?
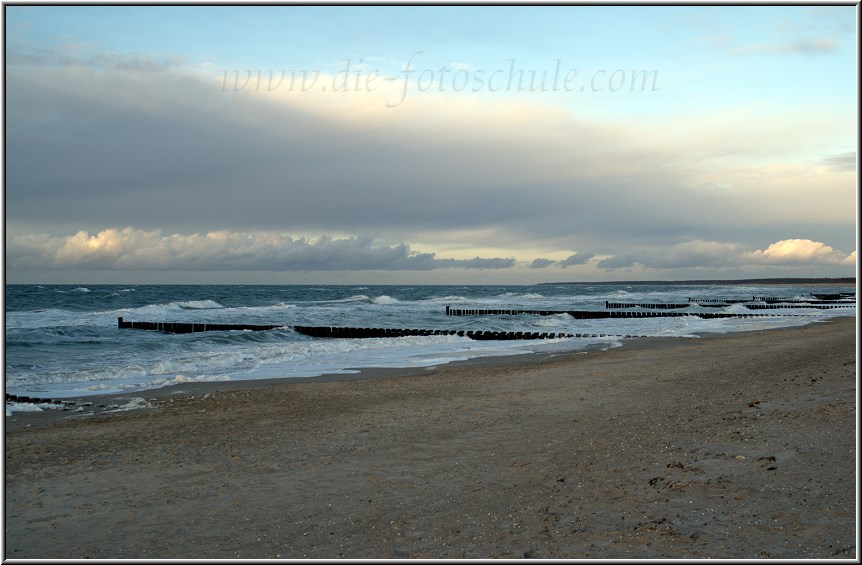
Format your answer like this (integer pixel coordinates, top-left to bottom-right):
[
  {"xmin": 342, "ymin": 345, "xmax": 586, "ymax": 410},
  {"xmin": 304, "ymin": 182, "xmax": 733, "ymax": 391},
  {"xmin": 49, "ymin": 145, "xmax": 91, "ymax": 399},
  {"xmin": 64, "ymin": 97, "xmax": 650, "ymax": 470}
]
[{"xmin": 3, "ymin": 3, "xmax": 858, "ymax": 284}]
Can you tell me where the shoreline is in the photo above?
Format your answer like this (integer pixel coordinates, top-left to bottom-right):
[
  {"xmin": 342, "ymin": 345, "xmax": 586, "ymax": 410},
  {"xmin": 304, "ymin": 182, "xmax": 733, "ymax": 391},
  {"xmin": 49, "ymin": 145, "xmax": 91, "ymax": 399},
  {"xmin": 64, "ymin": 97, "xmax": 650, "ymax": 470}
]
[
  {"xmin": 4, "ymin": 316, "xmax": 857, "ymax": 558},
  {"xmin": 4, "ymin": 317, "xmax": 853, "ymax": 430}
]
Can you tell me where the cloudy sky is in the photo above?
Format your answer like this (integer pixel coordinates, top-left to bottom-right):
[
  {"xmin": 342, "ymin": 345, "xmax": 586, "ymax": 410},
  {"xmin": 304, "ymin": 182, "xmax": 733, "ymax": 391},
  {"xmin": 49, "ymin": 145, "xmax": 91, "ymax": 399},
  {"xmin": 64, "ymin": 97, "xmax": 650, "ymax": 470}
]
[{"xmin": 4, "ymin": 4, "xmax": 857, "ymax": 284}]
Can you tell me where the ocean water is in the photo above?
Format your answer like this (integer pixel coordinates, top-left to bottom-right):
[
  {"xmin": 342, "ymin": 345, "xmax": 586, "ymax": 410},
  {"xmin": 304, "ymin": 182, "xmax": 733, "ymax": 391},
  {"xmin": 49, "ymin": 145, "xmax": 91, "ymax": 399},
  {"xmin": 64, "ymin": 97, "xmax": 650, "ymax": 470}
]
[{"xmin": 4, "ymin": 284, "xmax": 855, "ymax": 404}]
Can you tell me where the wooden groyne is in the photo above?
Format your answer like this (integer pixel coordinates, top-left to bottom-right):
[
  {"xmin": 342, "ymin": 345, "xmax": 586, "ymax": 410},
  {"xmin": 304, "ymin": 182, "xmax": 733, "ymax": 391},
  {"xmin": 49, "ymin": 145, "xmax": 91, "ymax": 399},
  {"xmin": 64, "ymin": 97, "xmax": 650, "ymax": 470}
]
[
  {"xmin": 688, "ymin": 298, "xmax": 751, "ymax": 308},
  {"xmin": 116, "ymin": 320, "xmax": 653, "ymax": 341},
  {"xmin": 294, "ymin": 326, "xmax": 452, "ymax": 338},
  {"xmin": 745, "ymin": 296, "xmax": 856, "ymax": 304},
  {"xmin": 5, "ymin": 393, "xmax": 72, "ymax": 406},
  {"xmin": 293, "ymin": 326, "xmax": 664, "ymax": 340},
  {"xmin": 443, "ymin": 307, "xmax": 803, "ymax": 319},
  {"xmin": 117, "ymin": 317, "xmax": 284, "ymax": 333},
  {"xmin": 811, "ymin": 292, "xmax": 855, "ymax": 301},
  {"xmin": 689, "ymin": 296, "xmax": 855, "ymax": 304},
  {"xmin": 117, "ymin": 319, "xmax": 595, "ymax": 340},
  {"xmin": 604, "ymin": 302, "xmax": 690, "ymax": 309},
  {"xmin": 5, "ymin": 393, "xmax": 132, "ymax": 412},
  {"xmin": 293, "ymin": 326, "xmax": 579, "ymax": 340},
  {"xmin": 743, "ymin": 304, "xmax": 855, "ymax": 310},
  {"xmin": 445, "ymin": 307, "xmax": 611, "ymax": 318}
]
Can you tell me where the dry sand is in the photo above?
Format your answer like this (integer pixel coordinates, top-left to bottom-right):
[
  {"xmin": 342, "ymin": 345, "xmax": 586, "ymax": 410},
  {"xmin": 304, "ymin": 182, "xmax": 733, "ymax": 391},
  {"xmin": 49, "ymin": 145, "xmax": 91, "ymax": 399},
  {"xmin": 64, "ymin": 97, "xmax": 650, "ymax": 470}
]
[{"xmin": 4, "ymin": 317, "xmax": 857, "ymax": 559}]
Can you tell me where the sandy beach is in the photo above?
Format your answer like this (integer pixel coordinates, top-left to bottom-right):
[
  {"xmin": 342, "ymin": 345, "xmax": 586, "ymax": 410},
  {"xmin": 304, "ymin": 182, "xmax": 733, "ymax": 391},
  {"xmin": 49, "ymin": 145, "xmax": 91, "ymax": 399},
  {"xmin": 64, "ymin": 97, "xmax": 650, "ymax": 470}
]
[{"xmin": 4, "ymin": 317, "xmax": 857, "ymax": 559}]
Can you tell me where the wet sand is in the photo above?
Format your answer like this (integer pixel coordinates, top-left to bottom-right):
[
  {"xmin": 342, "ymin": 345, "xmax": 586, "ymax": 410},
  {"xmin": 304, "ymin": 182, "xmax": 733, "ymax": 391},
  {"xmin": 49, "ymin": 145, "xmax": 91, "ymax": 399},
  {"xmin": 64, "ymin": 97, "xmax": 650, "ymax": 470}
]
[{"xmin": 4, "ymin": 317, "xmax": 857, "ymax": 559}]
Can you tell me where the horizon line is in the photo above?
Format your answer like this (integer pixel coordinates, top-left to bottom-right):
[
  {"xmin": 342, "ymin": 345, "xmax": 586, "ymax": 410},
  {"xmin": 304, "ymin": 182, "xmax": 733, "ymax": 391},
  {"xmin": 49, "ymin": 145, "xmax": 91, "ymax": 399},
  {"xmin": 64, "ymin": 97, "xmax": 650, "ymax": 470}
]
[{"xmin": 541, "ymin": 277, "xmax": 857, "ymax": 286}]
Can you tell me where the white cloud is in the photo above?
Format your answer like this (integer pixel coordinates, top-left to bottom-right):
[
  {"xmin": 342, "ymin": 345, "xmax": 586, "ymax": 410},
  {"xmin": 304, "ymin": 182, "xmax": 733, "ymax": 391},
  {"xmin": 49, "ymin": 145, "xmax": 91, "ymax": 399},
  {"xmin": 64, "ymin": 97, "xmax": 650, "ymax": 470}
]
[
  {"xmin": 7, "ymin": 228, "xmax": 515, "ymax": 272},
  {"xmin": 598, "ymin": 238, "xmax": 855, "ymax": 271},
  {"xmin": 11, "ymin": 229, "xmax": 854, "ymax": 278},
  {"xmin": 745, "ymin": 238, "xmax": 853, "ymax": 265}
]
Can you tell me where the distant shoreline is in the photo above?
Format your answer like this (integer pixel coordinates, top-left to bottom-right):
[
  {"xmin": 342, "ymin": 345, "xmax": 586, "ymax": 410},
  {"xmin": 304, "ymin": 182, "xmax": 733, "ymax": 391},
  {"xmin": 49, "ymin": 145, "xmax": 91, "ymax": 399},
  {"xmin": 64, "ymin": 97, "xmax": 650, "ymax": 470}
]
[{"xmin": 541, "ymin": 277, "xmax": 856, "ymax": 286}]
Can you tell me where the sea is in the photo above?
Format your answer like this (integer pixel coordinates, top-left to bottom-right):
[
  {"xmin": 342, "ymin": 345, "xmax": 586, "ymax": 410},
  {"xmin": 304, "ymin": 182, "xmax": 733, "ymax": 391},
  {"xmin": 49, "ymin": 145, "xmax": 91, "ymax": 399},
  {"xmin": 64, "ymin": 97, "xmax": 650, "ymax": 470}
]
[{"xmin": 4, "ymin": 283, "xmax": 855, "ymax": 411}]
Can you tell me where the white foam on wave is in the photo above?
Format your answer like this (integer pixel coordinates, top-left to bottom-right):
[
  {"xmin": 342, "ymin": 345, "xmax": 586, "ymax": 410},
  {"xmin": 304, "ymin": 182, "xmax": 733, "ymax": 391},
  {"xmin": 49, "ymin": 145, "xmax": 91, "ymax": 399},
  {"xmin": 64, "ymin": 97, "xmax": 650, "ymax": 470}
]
[
  {"xmin": 177, "ymin": 300, "xmax": 224, "ymax": 310},
  {"xmin": 45, "ymin": 285, "xmax": 119, "ymax": 298},
  {"xmin": 531, "ymin": 313, "xmax": 574, "ymax": 327},
  {"xmin": 432, "ymin": 295, "xmax": 468, "ymax": 302},
  {"xmin": 234, "ymin": 302, "xmax": 296, "ymax": 314},
  {"xmin": 103, "ymin": 398, "xmax": 151, "ymax": 413},
  {"xmin": 245, "ymin": 333, "xmax": 544, "ymax": 378},
  {"xmin": 323, "ymin": 294, "xmax": 370, "ymax": 303},
  {"xmin": 5, "ymin": 401, "xmax": 66, "ymax": 416},
  {"xmin": 120, "ymin": 301, "xmax": 214, "ymax": 319},
  {"xmin": 309, "ymin": 294, "xmax": 401, "ymax": 305},
  {"xmin": 117, "ymin": 300, "xmax": 295, "ymax": 326},
  {"xmin": 494, "ymin": 292, "xmax": 544, "ymax": 299},
  {"xmin": 146, "ymin": 374, "xmax": 232, "ymax": 388},
  {"xmin": 726, "ymin": 303, "xmax": 750, "ymax": 314},
  {"xmin": 6, "ymin": 345, "xmax": 248, "ymax": 391},
  {"xmin": 6, "ymin": 402, "xmax": 43, "ymax": 415},
  {"xmin": 5, "ymin": 309, "xmax": 94, "ymax": 329}
]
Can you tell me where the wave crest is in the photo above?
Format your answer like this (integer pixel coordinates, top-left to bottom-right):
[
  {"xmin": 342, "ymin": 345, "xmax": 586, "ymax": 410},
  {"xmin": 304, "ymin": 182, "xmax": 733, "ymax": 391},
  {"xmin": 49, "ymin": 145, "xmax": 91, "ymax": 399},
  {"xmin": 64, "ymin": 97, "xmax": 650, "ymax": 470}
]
[{"xmin": 176, "ymin": 300, "xmax": 224, "ymax": 310}]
